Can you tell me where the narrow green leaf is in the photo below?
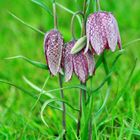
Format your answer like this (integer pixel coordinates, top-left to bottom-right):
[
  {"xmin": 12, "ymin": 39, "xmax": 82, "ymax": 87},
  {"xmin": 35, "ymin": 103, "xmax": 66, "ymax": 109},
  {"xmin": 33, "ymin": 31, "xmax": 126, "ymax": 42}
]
[
  {"xmin": 55, "ymin": 2, "xmax": 82, "ymax": 28},
  {"xmin": 55, "ymin": 130, "xmax": 65, "ymax": 140},
  {"xmin": 125, "ymin": 128, "xmax": 140, "ymax": 136},
  {"xmin": 86, "ymin": 0, "xmax": 91, "ymax": 14},
  {"xmin": 46, "ymin": 85, "xmax": 86, "ymax": 93},
  {"xmin": 41, "ymin": 98, "xmax": 80, "ymax": 126},
  {"xmin": 92, "ymin": 72, "xmax": 112, "ymax": 93},
  {"xmin": 123, "ymin": 38, "xmax": 140, "ymax": 48},
  {"xmin": 0, "ymin": 79, "xmax": 71, "ymax": 114},
  {"xmin": 8, "ymin": 11, "xmax": 45, "ymax": 35},
  {"xmin": 22, "ymin": 76, "xmax": 78, "ymax": 123},
  {"xmin": 96, "ymin": 49, "xmax": 124, "ymax": 71},
  {"xmin": 23, "ymin": 76, "xmax": 54, "ymax": 99},
  {"xmin": 68, "ymin": 123, "xmax": 79, "ymax": 140},
  {"xmin": 93, "ymin": 54, "xmax": 122, "ymax": 119},
  {"xmin": 109, "ymin": 59, "xmax": 137, "ymax": 112},
  {"xmin": 23, "ymin": 75, "xmax": 86, "ymax": 94},
  {"xmin": 97, "ymin": 59, "xmax": 137, "ymax": 129},
  {"xmin": 95, "ymin": 55, "xmax": 103, "ymax": 70},
  {"xmin": 0, "ymin": 79, "xmax": 39, "ymax": 101},
  {"xmin": 5, "ymin": 55, "xmax": 48, "ymax": 70},
  {"xmin": 31, "ymin": 0, "xmax": 53, "ymax": 16},
  {"xmin": 95, "ymin": 87, "xmax": 111, "ymax": 117},
  {"xmin": 95, "ymin": 54, "xmax": 123, "ymax": 117}
]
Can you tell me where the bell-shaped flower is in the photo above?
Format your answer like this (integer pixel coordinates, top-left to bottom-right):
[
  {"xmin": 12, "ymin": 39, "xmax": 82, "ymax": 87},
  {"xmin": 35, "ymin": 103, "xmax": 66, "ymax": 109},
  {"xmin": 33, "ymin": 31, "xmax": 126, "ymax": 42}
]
[
  {"xmin": 64, "ymin": 40, "xmax": 95, "ymax": 83},
  {"xmin": 86, "ymin": 12, "xmax": 122, "ymax": 55},
  {"xmin": 44, "ymin": 29, "xmax": 64, "ymax": 75}
]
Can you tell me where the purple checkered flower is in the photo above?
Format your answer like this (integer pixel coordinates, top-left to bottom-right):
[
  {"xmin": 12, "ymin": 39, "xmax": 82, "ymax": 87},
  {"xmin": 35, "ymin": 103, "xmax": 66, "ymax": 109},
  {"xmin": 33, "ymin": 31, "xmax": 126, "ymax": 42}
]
[
  {"xmin": 64, "ymin": 40, "xmax": 95, "ymax": 83},
  {"xmin": 86, "ymin": 12, "xmax": 122, "ymax": 55},
  {"xmin": 44, "ymin": 29, "xmax": 64, "ymax": 75}
]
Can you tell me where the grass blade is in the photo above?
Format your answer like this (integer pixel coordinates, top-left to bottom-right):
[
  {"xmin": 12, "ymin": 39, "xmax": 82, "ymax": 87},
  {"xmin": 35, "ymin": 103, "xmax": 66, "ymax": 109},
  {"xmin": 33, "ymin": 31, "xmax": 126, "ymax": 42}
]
[
  {"xmin": 46, "ymin": 85, "xmax": 86, "ymax": 93},
  {"xmin": 56, "ymin": 2, "xmax": 74, "ymax": 14},
  {"xmin": 86, "ymin": 0, "xmax": 92, "ymax": 14},
  {"xmin": 55, "ymin": 130, "xmax": 65, "ymax": 140},
  {"xmin": 92, "ymin": 53, "xmax": 123, "ymax": 93},
  {"xmin": 0, "ymin": 79, "xmax": 39, "ymax": 100},
  {"xmin": 41, "ymin": 98, "xmax": 80, "ymax": 127},
  {"xmin": 0, "ymin": 79, "xmax": 78, "ymax": 123},
  {"xmin": 23, "ymin": 76, "xmax": 54, "ymax": 98},
  {"xmin": 0, "ymin": 79, "xmax": 70, "ymax": 112},
  {"xmin": 109, "ymin": 58, "xmax": 137, "ymax": 112},
  {"xmin": 5, "ymin": 55, "xmax": 48, "ymax": 70},
  {"xmin": 23, "ymin": 76, "xmax": 78, "ymax": 123},
  {"xmin": 31, "ymin": 75, "xmax": 50, "ymax": 110},
  {"xmin": 95, "ymin": 87, "xmax": 111, "ymax": 117},
  {"xmin": 125, "ymin": 128, "xmax": 140, "ymax": 136},
  {"xmin": 97, "ymin": 59, "xmax": 137, "ymax": 129},
  {"xmin": 123, "ymin": 38, "xmax": 140, "ymax": 48},
  {"xmin": 23, "ymin": 76, "xmax": 86, "ymax": 94},
  {"xmin": 8, "ymin": 11, "xmax": 45, "ymax": 35},
  {"xmin": 95, "ymin": 55, "xmax": 103, "ymax": 70},
  {"xmin": 92, "ymin": 72, "xmax": 112, "ymax": 93},
  {"xmin": 31, "ymin": 0, "xmax": 53, "ymax": 16}
]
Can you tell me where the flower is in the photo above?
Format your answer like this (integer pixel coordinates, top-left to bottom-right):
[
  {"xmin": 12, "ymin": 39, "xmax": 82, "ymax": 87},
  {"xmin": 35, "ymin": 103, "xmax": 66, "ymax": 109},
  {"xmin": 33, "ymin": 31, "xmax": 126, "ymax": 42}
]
[
  {"xmin": 86, "ymin": 12, "xmax": 122, "ymax": 55},
  {"xmin": 64, "ymin": 40, "xmax": 95, "ymax": 83},
  {"xmin": 44, "ymin": 29, "xmax": 64, "ymax": 75}
]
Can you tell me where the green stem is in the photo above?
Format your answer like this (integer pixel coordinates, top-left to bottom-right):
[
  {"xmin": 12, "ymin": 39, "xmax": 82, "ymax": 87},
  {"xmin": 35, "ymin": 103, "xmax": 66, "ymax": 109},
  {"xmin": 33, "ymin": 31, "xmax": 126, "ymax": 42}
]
[
  {"xmin": 77, "ymin": 82, "xmax": 86, "ymax": 137},
  {"xmin": 53, "ymin": 1, "xmax": 66, "ymax": 139},
  {"xmin": 53, "ymin": 1, "xmax": 57, "ymax": 29},
  {"xmin": 71, "ymin": 11, "xmax": 84, "ymax": 40},
  {"xmin": 81, "ymin": 0, "xmax": 87, "ymax": 36},
  {"xmin": 58, "ymin": 74, "xmax": 66, "ymax": 140},
  {"xmin": 88, "ymin": 78, "xmax": 94, "ymax": 140},
  {"xmin": 77, "ymin": 0, "xmax": 87, "ymax": 137},
  {"xmin": 95, "ymin": 0, "xmax": 101, "ymax": 11},
  {"xmin": 77, "ymin": 86, "xmax": 82, "ymax": 137},
  {"xmin": 88, "ymin": 117, "xmax": 93, "ymax": 140}
]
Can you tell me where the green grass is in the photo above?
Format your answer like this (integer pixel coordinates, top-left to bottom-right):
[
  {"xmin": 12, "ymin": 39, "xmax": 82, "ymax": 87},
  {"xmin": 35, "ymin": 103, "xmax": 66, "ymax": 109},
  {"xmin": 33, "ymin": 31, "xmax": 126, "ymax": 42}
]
[{"xmin": 0, "ymin": 0, "xmax": 140, "ymax": 139}]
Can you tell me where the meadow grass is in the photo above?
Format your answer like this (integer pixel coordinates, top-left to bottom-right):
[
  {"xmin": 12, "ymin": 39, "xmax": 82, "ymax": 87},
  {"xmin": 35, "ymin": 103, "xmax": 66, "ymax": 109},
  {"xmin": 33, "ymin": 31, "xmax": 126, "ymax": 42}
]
[{"xmin": 0, "ymin": 0, "xmax": 140, "ymax": 139}]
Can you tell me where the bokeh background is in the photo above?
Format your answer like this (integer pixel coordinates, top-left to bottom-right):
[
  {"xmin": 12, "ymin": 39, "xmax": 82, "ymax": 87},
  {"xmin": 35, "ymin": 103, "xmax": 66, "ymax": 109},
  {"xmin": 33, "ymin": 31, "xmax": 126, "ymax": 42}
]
[{"xmin": 0, "ymin": 0, "xmax": 140, "ymax": 139}]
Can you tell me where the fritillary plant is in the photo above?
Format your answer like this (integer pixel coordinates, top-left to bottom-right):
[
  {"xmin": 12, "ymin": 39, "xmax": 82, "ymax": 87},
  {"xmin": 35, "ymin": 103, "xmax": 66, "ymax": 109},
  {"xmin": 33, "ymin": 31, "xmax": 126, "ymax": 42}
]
[
  {"xmin": 43, "ymin": 0, "xmax": 122, "ymax": 139},
  {"xmin": 2, "ymin": 0, "xmax": 139, "ymax": 139}
]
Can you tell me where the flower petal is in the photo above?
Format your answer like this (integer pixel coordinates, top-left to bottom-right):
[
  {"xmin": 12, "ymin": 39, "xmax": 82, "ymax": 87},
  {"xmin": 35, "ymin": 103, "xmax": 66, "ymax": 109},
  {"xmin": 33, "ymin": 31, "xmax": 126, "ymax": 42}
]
[
  {"xmin": 87, "ymin": 13, "xmax": 107, "ymax": 55},
  {"xmin": 85, "ymin": 51, "xmax": 95, "ymax": 76},
  {"xmin": 73, "ymin": 52, "xmax": 88, "ymax": 83},
  {"xmin": 44, "ymin": 29, "xmax": 63, "ymax": 75},
  {"xmin": 118, "ymin": 34, "xmax": 122, "ymax": 50},
  {"xmin": 109, "ymin": 14, "xmax": 122, "ymax": 50},
  {"xmin": 103, "ymin": 13, "xmax": 118, "ymax": 52},
  {"xmin": 64, "ymin": 41, "xmax": 75, "ymax": 82}
]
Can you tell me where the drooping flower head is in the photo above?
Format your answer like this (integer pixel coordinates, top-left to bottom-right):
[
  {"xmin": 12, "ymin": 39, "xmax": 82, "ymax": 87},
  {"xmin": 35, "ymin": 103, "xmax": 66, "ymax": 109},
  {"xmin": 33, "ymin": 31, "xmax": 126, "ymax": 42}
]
[
  {"xmin": 86, "ymin": 12, "xmax": 122, "ymax": 55},
  {"xmin": 64, "ymin": 40, "xmax": 95, "ymax": 83},
  {"xmin": 44, "ymin": 29, "xmax": 64, "ymax": 75}
]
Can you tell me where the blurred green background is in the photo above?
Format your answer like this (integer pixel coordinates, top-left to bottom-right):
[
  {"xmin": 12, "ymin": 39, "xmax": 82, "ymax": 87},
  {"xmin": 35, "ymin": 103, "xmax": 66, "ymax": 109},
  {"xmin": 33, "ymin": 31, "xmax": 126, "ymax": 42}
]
[{"xmin": 0, "ymin": 0, "xmax": 140, "ymax": 139}]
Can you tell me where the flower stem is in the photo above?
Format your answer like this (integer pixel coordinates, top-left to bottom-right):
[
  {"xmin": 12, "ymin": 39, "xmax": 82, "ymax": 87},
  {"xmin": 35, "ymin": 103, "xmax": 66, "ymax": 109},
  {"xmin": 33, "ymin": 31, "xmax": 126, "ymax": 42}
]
[
  {"xmin": 77, "ymin": 82, "xmax": 86, "ymax": 137},
  {"xmin": 53, "ymin": 1, "xmax": 57, "ymax": 29},
  {"xmin": 58, "ymin": 74, "xmax": 66, "ymax": 140},
  {"xmin": 88, "ymin": 78, "xmax": 93, "ymax": 140},
  {"xmin": 71, "ymin": 11, "xmax": 84, "ymax": 40},
  {"xmin": 95, "ymin": 0, "xmax": 101, "ymax": 11},
  {"xmin": 88, "ymin": 118, "xmax": 92, "ymax": 140},
  {"xmin": 77, "ymin": 0, "xmax": 87, "ymax": 137},
  {"xmin": 81, "ymin": 0, "xmax": 87, "ymax": 36},
  {"xmin": 77, "ymin": 85, "xmax": 82, "ymax": 137},
  {"xmin": 53, "ymin": 1, "xmax": 66, "ymax": 139}
]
